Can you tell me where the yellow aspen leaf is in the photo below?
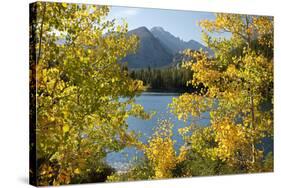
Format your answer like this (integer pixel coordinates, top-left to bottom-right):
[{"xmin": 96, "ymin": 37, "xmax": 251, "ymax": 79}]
[
  {"xmin": 74, "ymin": 168, "xmax": 80, "ymax": 174},
  {"xmin": 62, "ymin": 3, "xmax": 67, "ymax": 8},
  {"xmin": 63, "ymin": 124, "xmax": 70, "ymax": 133}
]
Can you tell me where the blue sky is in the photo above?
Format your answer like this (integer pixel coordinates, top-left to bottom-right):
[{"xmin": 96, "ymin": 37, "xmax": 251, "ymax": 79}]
[{"xmin": 108, "ymin": 6, "xmax": 216, "ymax": 44}]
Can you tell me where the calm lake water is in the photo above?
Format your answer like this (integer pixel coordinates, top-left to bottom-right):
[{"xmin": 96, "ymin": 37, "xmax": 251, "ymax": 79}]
[{"xmin": 106, "ymin": 92, "xmax": 210, "ymax": 171}]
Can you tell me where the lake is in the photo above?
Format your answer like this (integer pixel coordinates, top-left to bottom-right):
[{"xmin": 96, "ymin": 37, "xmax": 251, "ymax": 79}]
[{"xmin": 106, "ymin": 92, "xmax": 210, "ymax": 172}]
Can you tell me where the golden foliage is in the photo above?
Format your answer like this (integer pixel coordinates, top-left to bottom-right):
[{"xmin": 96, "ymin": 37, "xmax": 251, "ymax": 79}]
[
  {"xmin": 31, "ymin": 2, "xmax": 149, "ymax": 185},
  {"xmin": 171, "ymin": 14, "xmax": 273, "ymax": 170},
  {"xmin": 141, "ymin": 120, "xmax": 188, "ymax": 179}
]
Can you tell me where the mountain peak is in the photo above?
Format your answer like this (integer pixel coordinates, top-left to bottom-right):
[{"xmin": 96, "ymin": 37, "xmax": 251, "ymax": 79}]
[
  {"xmin": 187, "ymin": 39, "xmax": 199, "ymax": 45},
  {"xmin": 150, "ymin": 27, "xmax": 188, "ymax": 54},
  {"xmin": 124, "ymin": 26, "xmax": 213, "ymax": 69},
  {"xmin": 151, "ymin": 26, "xmax": 165, "ymax": 32},
  {"xmin": 130, "ymin": 26, "xmax": 150, "ymax": 33},
  {"xmin": 151, "ymin": 28, "xmax": 213, "ymax": 55},
  {"xmin": 124, "ymin": 26, "xmax": 173, "ymax": 69},
  {"xmin": 128, "ymin": 26, "xmax": 153, "ymax": 38}
]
